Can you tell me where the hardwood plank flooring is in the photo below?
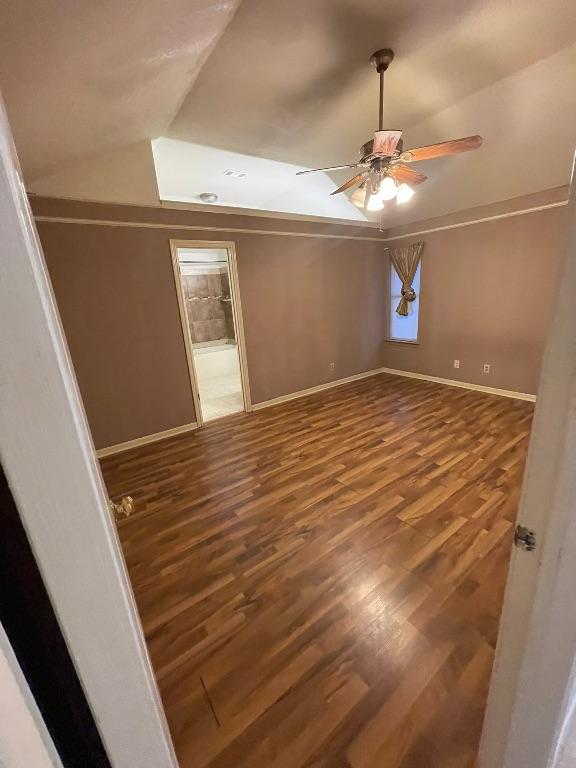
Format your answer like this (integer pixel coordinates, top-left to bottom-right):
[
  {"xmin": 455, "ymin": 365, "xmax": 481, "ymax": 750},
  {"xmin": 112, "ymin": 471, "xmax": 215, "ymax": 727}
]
[{"xmin": 101, "ymin": 373, "xmax": 533, "ymax": 768}]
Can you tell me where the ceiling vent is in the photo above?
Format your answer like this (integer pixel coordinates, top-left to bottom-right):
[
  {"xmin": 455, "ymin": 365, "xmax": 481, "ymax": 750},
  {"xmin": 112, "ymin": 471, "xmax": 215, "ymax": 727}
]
[{"xmin": 222, "ymin": 169, "xmax": 247, "ymax": 179}]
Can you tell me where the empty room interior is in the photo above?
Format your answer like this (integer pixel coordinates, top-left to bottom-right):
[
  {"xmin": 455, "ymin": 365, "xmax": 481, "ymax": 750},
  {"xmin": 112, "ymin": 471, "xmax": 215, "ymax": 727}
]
[{"xmin": 2, "ymin": 1, "xmax": 576, "ymax": 767}]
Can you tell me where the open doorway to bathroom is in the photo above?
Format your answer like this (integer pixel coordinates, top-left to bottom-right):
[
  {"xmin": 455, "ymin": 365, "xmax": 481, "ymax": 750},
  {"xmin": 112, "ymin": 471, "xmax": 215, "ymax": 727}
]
[{"xmin": 170, "ymin": 240, "xmax": 251, "ymax": 424}]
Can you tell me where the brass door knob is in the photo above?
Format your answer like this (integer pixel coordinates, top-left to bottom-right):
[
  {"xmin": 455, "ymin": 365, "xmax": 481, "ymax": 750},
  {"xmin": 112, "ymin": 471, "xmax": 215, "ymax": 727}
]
[{"xmin": 108, "ymin": 496, "xmax": 135, "ymax": 519}]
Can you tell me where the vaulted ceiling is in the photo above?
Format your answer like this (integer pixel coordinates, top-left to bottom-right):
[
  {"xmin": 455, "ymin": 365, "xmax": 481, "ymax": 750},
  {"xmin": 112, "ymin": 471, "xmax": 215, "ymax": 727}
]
[
  {"xmin": 169, "ymin": 0, "xmax": 576, "ymax": 167},
  {"xmin": 1, "ymin": 0, "xmax": 575, "ymax": 224},
  {"xmin": 0, "ymin": 0, "xmax": 241, "ymax": 180}
]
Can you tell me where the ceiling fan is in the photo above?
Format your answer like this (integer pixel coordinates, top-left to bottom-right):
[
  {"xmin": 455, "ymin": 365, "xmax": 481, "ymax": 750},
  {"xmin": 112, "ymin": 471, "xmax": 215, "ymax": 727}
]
[{"xmin": 296, "ymin": 48, "xmax": 482, "ymax": 211}]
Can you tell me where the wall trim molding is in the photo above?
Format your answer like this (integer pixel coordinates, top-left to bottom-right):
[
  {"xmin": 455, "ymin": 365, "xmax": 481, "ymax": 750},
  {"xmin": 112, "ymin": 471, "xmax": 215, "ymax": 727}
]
[
  {"xmin": 382, "ymin": 200, "xmax": 568, "ymax": 242},
  {"xmin": 96, "ymin": 368, "xmax": 535, "ymax": 457},
  {"xmin": 33, "ymin": 194, "xmax": 568, "ymax": 246},
  {"xmin": 34, "ymin": 215, "xmax": 388, "ymax": 243},
  {"xmin": 252, "ymin": 368, "xmax": 390, "ymax": 410},
  {"xmin": 378, "ymin": 367, "xmax": 537, "ymax": 401},
  {"xmin": 96, "ymin": 421, "xmax": 198, "ymax": 458},
  {"xmin": 28, "ymin": 193, "xmax": 380, "ymax": 230},
  {"xmin": 252, "ymin": 366, "xmax": 537, "ymax": 411}
]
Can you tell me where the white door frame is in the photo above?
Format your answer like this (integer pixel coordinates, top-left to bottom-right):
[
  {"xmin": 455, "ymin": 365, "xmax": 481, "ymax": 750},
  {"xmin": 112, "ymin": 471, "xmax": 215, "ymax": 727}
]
[
  {"xmin": 170, "ymin": 239, "xmax": 252, "ymax": 425},
  {"xmin": 480, "ymin": 172, "xmax": 576, "ymax": 766},
  {"xmin": 0, "ymin": 99, "xmax": 178, "ymax": 768}
]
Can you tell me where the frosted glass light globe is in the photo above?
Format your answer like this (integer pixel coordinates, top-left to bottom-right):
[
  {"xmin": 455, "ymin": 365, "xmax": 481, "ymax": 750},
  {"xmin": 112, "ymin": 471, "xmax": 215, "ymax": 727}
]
[
  {"xmin": 366, "ymin": 194, "xmax": 384, "ymax": 211},
  {"xmin": 351, "ymin": 185, "xmax": 367, "ymax": 208},
  {"xmin": 376, "ymin": 176, "xmax": 398, "ymax": 201},
  {"xmin": 396, "ymin": 183, "xmax": 415, "ymax": 204}
]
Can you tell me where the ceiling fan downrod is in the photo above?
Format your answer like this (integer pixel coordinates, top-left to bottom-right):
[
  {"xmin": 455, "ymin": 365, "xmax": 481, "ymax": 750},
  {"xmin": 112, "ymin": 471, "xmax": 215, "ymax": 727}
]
[
  {"xmin": 370, "ymin": 48, "xmax": 394, "ymax": 132},
  {"xmin": 295, "ymin": 44, "xmax": 482, "ymax": 212}
]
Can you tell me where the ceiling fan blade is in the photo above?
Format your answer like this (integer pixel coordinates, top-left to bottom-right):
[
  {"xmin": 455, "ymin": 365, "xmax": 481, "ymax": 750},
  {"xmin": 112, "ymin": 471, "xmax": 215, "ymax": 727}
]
[
  {"xmin": 388, "ymin": 164, "xmax": 427, "ymax": 185},
  {"xmin": 372, "ymin": 129, "xmax": 403, "ymax": 156},
  {"xmin": 330, "ymin": 171, "xmax": 368, "ymax": 195},
  {"xmin": 296, "ymin": 164, "xmax": 359, "ymax": 176},
  {"xmin": 399, "ymin": 135, "xmax": 483, "ymax": 163}
]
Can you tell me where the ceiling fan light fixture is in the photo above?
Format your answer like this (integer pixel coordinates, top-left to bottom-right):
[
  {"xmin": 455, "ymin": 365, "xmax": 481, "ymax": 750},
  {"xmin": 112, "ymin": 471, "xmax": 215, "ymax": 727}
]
[
  {"xmin": 366, "ymin": 194, "xmax": 384, "ymax": 212},
  {"xmin": 396, "ymin": 183, "xmax": 415, "ymax": 204},
  {"xmin": 375, "ymin": 176, "xmax": 398, "ymax": 201},
  {"xmin": 351, "ymin": 183, "xmax": 367, "ymax": 208},
  {"xmin": 296, "ymin": 48, "xmax": 482, "ymax": 208}
]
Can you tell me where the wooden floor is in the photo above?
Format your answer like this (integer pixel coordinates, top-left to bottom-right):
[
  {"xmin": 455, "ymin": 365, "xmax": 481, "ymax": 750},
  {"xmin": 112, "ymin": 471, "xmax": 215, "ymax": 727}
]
[{"xmin": 101, "ymin": 374, "xmax": 533, "ymax": 768}]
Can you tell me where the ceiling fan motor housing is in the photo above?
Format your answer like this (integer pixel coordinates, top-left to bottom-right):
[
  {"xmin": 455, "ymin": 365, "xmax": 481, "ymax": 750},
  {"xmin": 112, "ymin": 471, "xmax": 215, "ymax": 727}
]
[{"xmin": 359, "ymin": 136, "xmax": 403, "ymax": 160}]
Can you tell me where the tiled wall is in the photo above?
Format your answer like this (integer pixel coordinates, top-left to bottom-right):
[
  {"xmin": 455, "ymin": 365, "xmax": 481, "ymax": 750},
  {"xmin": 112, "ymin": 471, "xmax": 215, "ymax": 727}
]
[{"xmin": 182, "ymin": 268, "xmax": 236, "ymax": 343}]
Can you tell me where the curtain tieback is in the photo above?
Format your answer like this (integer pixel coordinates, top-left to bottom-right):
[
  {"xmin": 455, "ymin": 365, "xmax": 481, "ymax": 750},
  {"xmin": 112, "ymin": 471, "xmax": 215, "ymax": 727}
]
[{"xmin": 401, "ymin": 285, "xmax": 417, "ymax": 303}]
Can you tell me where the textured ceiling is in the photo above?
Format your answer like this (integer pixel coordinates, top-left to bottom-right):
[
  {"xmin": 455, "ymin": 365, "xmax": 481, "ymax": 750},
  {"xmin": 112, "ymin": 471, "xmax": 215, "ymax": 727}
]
[
  {"xmin": 169, "ymin": 0, "xmax": 576, "ymax": 169},
  {"xmin": 0, "ymin": 0, "xmax": 240, "ymax": 180},
  {"xmin": 168, "ymin": 0, "xmax": 576, "ymax": 223},
  {"xmin": 1, "ymin": 0, "xmax": 576, "ymax": 223}
]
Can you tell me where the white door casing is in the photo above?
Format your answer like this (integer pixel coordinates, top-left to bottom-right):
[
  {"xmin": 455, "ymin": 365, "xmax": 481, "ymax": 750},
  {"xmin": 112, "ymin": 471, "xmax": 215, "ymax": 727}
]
[
  {"xmin": 0, "ymin": 98, "xmax": 178, "ymax": 767},
  {"xmin": 480, "ymin": 163, "xmax": 576, "ymax": 767},
  {"xmin": 170, "ymin": 238, "xmax": 252, "ymax": 426}
]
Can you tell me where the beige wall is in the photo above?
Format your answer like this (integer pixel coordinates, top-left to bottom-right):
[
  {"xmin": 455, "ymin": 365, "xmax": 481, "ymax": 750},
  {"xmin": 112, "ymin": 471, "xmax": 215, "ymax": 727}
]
[
  {"xmin": 38, "ymin": 221, "xmax": 196, "ymax": 449},
  {"xmin": 236, "ymin": 234, "xmax": 388, "ymax": 403},
  {"xmin": 32, "ymin": 194, "xmax": 567, "ymax": 450},
  {"xmin": 383, "ymin": 204, "xmax": 568, "ymax": 394},
  {"xmin": 33, "ymin": 198, "xmax": 388, "ymax": 449}
]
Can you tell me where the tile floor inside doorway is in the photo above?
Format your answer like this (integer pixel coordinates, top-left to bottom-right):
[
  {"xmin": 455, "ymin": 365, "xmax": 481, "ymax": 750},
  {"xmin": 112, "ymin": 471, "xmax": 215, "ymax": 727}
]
[{"xmin": 197, "ymin": 369, "xmax": 243, "ymax": 421}]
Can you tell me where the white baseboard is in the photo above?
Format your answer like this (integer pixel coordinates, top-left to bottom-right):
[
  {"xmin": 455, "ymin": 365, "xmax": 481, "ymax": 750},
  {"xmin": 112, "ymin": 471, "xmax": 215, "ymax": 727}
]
[
  {"xmin": 96, "ymin": 421, "xmax": 198, "ymax": 458},
  {"xmin": 253, "ymin": 366, "xmax": 536, "ymax": 411},
  {"xmin": 252, "ymin": 367, "xmax": 391, "ymax": 410},
  {"xmin": 97, "ymin": 369, "xmax": 535, "ymax": 457},
  {"xmin": 378, "ymin": 367, "xmax": 537, "ymax": 402}
]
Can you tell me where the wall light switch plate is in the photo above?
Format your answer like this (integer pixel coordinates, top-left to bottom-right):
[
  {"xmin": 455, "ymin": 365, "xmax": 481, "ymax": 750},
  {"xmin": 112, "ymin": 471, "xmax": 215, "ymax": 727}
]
[
  {"xmin": 483, "ymin": 363, "xmax": 491, "ymax": 374},
  {"xmin": 330, "ymin": 362, "xmax": 335, "ymax": 372},
  {"xmin": 453, "ymin": 359, "xmax": 460, "ymax": 369}
]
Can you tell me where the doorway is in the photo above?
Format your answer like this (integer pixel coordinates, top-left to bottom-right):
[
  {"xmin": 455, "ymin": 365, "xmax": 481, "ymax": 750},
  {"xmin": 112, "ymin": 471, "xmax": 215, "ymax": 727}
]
[{"xmin": 171, "ymin": 240, "xmax": 251, "ymax": 425}]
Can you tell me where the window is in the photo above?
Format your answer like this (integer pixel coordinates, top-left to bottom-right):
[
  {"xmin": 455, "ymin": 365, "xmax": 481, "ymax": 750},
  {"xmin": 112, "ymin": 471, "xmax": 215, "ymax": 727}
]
[{"xmin": 389, "ymin": 261, "xmax": 421, "ymax": 342}]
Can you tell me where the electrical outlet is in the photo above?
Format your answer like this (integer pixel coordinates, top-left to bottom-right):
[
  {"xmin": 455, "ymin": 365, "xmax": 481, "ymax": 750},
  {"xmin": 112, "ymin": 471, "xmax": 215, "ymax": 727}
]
[
  {"xmin": 330, "ymin": 362, "xmax": 335, "ymax": 372},
  {"xmin": 453, "ymin": 359, "xmax": 460, "ymax": 369},
  {"xmin": 483, "ymin": 363, "xmax": 491, "ymax": 374}
]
